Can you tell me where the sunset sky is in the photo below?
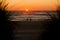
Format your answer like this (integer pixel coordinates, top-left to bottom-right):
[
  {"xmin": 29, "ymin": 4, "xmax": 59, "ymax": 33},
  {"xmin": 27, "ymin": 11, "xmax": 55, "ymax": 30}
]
[{"xmin": 5, "ymin": 0, "xmax": 59, "ymax": 11}]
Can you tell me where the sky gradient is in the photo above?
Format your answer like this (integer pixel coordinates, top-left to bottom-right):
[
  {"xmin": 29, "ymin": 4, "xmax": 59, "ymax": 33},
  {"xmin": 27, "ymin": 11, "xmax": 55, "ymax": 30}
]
[{"xmin": 6, "ymin": 0, "xmax": 59, "ymax": 11}]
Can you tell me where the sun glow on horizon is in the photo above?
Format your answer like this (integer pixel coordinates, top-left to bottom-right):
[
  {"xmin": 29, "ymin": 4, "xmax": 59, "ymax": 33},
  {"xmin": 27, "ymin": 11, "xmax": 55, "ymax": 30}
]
[
  {"xmin": 25, "ymin": 9, "xmax": 29, "ymax": 11},
  {"xmin": 6, "ymin": 0, "xmax": 58, "ymax": 11}
]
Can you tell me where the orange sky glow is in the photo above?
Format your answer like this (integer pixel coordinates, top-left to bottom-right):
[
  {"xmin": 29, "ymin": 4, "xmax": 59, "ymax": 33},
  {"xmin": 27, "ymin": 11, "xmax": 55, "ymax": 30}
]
[{"xmin": 6, "ymin": 0, "xmax": 59, "ymax": 11}]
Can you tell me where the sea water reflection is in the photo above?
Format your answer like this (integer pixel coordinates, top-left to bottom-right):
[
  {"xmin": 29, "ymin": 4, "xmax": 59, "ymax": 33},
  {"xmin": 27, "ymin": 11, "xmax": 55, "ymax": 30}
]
[{"xmin": 8, "ymin": 11, "xmax": 57, "ymax": 21}]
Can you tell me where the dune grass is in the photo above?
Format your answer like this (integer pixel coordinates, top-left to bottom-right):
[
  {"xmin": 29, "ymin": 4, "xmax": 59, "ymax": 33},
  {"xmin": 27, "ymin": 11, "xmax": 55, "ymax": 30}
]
[{"xmin": 0, "ymin": 0, "xmax": 8, "ymax": 21}]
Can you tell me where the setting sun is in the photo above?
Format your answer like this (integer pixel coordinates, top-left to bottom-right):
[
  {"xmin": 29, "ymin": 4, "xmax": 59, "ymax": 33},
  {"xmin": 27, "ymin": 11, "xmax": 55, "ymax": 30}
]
[{"xmin": 25, "ymin": 9, "xmax": 29, "ymax": 11}]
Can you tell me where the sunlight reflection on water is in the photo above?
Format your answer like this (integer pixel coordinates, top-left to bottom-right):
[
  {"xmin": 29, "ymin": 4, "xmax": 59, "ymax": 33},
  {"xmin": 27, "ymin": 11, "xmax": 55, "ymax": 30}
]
[{"xmin": 8, "ymin": 11, "xmax": 57, "ymax": 21}]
